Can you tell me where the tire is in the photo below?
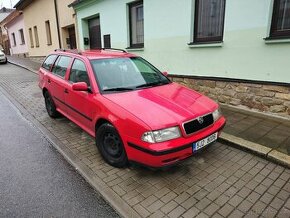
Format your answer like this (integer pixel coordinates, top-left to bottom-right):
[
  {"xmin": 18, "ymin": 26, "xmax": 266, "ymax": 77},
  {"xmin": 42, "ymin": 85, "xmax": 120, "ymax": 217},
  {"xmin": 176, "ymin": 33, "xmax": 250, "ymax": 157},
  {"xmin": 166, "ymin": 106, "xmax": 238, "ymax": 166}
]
[
  {"xmin": 44, "ymin": 91, "xmax": 60, "ymax": 118},
  {"xmin": 96, "ymin": 123, "xmax": 128, "ymax": 168}
]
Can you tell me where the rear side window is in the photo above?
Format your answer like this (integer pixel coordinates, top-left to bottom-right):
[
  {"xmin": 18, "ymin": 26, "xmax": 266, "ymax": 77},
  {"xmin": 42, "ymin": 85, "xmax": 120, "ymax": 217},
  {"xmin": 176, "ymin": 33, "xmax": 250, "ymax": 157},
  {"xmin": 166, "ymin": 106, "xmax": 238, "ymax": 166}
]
[
  {"xmin": 69, "ymin": 59, "xmax": 90, "ymax": 86},
  {"xmin": 42, "ymin": 54, "xmax": 57, "ymax": 71},
  {"xmin": 51, "ymin": 56, "xmax": 72, "ymax": 78}
]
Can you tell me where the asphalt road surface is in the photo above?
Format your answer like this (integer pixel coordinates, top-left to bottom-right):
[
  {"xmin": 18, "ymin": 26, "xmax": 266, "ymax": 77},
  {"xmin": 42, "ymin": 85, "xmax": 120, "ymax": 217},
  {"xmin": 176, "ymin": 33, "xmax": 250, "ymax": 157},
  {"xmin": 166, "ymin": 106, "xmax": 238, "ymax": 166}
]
[{"xmin": 0, "ymin": 91, "xmax": 119, "ymax": 217}]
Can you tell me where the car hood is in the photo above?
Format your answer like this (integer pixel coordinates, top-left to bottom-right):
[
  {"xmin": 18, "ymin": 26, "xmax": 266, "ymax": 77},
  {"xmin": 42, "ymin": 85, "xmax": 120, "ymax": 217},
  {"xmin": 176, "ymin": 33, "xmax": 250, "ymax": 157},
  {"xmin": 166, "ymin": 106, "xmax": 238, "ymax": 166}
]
[{"xmin": 104, "ymin": 83, "xmax": 218, "ymax": 130}]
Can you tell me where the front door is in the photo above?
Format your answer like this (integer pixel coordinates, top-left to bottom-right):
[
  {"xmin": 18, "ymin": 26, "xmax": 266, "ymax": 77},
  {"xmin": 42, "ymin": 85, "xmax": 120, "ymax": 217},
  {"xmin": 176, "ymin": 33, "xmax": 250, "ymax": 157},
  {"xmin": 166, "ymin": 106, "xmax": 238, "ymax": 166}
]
[
  {"xmin": 65, "ymin": 58, "xmax": 95, "ymax": 135},
  {"xmin": 88, "ymin": 17, "xmax": 102, "ymax": 49}
]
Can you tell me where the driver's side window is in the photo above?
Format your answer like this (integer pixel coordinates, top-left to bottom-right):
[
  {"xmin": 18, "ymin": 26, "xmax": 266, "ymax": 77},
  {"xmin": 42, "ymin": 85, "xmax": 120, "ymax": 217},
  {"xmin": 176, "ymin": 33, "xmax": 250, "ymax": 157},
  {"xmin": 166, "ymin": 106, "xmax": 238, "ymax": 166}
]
[{"xmin": 69, "ymin": 59, "xmax": 90, "ymax": 87}]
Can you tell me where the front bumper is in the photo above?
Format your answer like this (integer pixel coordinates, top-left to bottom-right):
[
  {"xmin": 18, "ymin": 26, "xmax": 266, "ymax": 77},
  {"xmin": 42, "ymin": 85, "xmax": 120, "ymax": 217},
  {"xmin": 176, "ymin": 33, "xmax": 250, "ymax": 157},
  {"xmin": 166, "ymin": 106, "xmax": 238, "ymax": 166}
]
[{"xmin": 125, "ymin": 116, "xmax": 226, "ymax": 168}]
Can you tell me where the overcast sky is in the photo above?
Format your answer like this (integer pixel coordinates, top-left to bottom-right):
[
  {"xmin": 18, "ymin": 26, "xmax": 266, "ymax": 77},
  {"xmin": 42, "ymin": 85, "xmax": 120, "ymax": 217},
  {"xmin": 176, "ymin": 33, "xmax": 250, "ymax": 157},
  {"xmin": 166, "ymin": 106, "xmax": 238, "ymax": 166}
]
[{"xmin": 0, "ymin": 0, "xmax": 20, "ymax": 8}]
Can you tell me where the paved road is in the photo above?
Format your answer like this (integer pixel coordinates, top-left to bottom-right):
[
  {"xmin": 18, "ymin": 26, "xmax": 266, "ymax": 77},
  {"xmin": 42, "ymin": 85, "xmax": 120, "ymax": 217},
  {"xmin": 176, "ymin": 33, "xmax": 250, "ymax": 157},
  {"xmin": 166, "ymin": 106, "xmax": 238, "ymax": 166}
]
[
  {"xmin": 1, "ymin": 63, "xmax": 290, "ymax": 217},
  {"xmin": 0, "ymin": 91, "xmax": 119, "ymax": 216}
]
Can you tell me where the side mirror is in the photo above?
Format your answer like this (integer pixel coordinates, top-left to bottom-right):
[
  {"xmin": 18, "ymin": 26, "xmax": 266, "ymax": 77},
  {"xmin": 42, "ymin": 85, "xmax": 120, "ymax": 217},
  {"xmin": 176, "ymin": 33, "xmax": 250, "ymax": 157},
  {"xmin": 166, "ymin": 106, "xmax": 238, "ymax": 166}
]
[
  {"xmin": 162, "ymin": 71, "xmax": 168, "ymax": 76},
  {"xmin": 72, "ymin": 82, "xmax": 89, "ymax": 92}
]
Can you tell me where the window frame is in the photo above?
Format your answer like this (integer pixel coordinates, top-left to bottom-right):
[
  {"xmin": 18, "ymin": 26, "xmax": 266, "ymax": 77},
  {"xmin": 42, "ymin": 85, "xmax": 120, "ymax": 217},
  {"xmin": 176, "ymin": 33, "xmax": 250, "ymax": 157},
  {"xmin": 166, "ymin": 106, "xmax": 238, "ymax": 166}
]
[
  {"xmin": 192, "ymin": 0, "xmax": 226, "ymax": 44},
  {"xmin": 19, "ymin": 29, "xmax": 25, "ymax": 45},
  {"xmin": 33, "ymin": 26, "xmax": 39, "ymax": 47},
  {"xmin": 45, "ymin": 20, "xmax": 52, "ymax": 45},
  {"xmin": 28, "ymin": 28, "xmax": 34, "ymax": 48},
  {"xmin": 269, "ymin": 0, "xmax": 290, "ymax": 39},
  {"xmin": 11, "ymin": 32, "xmax": 16, "ymax": 47},
  {"xmin": 128, "ymin": 0, "xmax": 144, "ymax": 48}
]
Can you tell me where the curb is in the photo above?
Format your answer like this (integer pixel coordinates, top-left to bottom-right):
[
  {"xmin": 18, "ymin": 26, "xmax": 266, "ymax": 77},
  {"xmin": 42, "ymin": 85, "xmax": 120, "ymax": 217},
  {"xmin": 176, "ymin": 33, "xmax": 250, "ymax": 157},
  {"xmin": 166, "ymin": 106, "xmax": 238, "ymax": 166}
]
[
  {"xmin": 8, "ymin": 60, "xmax": 38, "ymax": 75},
  {"xmin": 219, "ymin": 132, "xmax": 290, "ymax": 168}
]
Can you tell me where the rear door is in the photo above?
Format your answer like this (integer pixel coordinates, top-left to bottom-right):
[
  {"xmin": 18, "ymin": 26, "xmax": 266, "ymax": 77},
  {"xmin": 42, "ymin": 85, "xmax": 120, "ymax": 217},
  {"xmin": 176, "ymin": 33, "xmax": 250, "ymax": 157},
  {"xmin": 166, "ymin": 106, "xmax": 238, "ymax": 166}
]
[{"xmin": 50, "ymin": 55, "xmax": 72, "ymax": 115}]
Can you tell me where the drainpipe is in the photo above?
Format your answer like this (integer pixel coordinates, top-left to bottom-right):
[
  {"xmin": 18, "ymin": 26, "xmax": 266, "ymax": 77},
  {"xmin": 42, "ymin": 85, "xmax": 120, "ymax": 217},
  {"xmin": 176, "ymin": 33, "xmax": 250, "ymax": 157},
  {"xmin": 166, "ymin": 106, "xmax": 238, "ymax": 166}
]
[
  {"xmin": 54, "ymin": 0, "xmax": 62, "ymax": 48},
  {"xmin": 3, "ymin": 25, "xmax": 11, "ymax": 55}
]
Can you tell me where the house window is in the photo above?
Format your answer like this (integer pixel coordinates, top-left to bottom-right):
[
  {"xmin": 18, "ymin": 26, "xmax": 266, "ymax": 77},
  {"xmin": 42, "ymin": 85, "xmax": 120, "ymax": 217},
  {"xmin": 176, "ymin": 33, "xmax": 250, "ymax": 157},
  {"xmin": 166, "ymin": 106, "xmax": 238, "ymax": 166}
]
[
  {"xmin": 29, "ymin": 28, "xmax": 34, "ymax": 48},
  {"xmin": 19, "ymin": 29, "xmax": 25, "ymax": 45},
  {"xmin": 12, "ymin": 33, "xmax": 16, "ymax": 46},
  {"xmin": 128, "ymin": 0, "xmax": 144, "ymax": 48},
  {"xmin": 193, "ymin": 0, "xmax": 226, "ymax": 43},
  {"xmin": 270, "ymin": 0, "xmax": 290, "ymax": 38},
  {"xmin": 34, "ymin": 26, "xmax": 39, "ymax": 47},
  {"xmin": 45, "ymin": 20, "xmax": 52, "ymax": 45}
]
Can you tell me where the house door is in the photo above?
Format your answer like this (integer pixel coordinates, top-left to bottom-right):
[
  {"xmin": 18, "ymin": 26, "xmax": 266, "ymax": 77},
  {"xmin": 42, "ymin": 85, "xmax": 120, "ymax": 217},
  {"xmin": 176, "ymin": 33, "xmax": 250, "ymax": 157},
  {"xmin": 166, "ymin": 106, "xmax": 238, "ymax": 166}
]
[
  {"xmin": 88, "ymin": 17, "xmax": 102, "ymax": 49},
  {"xmin": 68, "ymin": 27, "xmax": 77, "ymax": 49}
]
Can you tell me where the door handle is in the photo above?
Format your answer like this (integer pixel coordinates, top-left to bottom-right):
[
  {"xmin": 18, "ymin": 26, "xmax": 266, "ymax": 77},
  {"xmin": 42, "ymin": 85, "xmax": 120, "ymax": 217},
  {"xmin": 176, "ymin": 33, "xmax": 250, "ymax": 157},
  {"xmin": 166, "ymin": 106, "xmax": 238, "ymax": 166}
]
[
  {"xmin": 48, "ymin": 78, "xmax": 51, "ymax": 84},
  {"xmin": 64, "ymin": 89, "xmax": 69, "ymax": 94}
]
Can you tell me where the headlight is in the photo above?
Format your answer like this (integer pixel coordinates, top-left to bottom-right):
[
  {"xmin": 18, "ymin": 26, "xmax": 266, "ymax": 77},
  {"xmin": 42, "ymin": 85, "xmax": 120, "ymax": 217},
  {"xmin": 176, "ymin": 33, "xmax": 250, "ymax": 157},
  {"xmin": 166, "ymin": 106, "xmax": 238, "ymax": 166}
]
[
  {"xmin": 142, "ymin": 126, "xmax": 181, "ymax": 143},
  {"xmin": 213, "ymin": 107, "xmax": 222, "ymax": 122}
]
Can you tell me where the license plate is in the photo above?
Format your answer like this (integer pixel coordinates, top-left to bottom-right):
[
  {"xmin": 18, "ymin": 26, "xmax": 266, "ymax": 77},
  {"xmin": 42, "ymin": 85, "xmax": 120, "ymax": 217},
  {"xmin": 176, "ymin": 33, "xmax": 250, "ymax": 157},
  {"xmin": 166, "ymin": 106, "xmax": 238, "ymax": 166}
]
[{"xmin": 193, "ymin": 132, "xmax": 218, "ymax": 152}]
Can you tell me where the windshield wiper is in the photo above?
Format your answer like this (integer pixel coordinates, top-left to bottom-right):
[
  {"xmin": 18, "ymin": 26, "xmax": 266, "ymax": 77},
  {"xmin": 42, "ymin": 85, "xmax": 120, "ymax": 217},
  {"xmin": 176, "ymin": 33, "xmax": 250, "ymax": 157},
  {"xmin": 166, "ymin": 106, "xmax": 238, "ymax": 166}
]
[
  {"xmin": 135, "ymin": 81, "xmax": 170, "ymax": 89},
  {"xmin": 103, "ymin": 87, "xmax": 135, "ymax": 92}
]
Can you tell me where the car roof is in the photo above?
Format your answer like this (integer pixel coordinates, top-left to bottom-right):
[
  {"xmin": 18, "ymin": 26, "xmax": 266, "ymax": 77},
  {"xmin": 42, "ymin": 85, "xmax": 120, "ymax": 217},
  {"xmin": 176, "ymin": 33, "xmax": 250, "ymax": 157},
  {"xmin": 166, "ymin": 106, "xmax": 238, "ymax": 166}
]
[{"xmin": 52, "ymin": 49, "xmax": 137, "ymax": 60}]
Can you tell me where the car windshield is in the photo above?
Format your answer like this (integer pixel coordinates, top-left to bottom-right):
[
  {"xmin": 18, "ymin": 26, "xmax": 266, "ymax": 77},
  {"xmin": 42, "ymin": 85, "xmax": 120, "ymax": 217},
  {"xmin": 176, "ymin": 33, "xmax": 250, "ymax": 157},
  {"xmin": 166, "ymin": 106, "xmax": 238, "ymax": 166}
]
[{"xmin": 90, "ymin": 57, "xmax": 170, "ymax": 92}]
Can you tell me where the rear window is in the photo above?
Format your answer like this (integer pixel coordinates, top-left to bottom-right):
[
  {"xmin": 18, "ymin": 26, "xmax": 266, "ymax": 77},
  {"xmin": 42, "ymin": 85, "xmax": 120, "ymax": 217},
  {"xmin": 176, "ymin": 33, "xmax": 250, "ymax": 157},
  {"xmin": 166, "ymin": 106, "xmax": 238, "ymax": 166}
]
[{"xmin": 42, "ymin": 55, "xmax": 57, "ymax": 71}]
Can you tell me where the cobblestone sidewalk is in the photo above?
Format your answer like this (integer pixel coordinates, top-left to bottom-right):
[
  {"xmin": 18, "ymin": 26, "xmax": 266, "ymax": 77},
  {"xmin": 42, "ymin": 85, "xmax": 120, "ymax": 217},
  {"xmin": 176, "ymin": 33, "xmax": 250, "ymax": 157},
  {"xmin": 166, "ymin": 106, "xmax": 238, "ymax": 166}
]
[{"xmin": 1, "ymin": 63, "xmax": 289, "ymax": 217}]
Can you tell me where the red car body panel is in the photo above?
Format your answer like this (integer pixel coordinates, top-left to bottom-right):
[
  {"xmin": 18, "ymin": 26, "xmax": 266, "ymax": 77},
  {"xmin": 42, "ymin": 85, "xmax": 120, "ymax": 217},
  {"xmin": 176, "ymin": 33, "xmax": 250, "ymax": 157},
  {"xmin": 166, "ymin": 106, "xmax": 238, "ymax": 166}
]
[{"xmin": 39, "ymin": 50, "xmax": 226, "ymax": 168}]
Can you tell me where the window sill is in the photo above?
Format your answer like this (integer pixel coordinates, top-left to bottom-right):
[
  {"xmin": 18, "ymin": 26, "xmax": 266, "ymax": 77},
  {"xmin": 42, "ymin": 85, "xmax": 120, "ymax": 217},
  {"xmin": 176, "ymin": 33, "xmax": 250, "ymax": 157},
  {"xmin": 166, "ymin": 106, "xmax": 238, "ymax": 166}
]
[
  {"xmin": 188, "ymin": 41, "xmax": 223, "ymax": 48},
  {"xmin": 264, "ymin": 37, "xmax": 290, "ymax": 44},
  {"xmin": 126, "ymin": 47, "xmax": 144, "ymax": 51}
]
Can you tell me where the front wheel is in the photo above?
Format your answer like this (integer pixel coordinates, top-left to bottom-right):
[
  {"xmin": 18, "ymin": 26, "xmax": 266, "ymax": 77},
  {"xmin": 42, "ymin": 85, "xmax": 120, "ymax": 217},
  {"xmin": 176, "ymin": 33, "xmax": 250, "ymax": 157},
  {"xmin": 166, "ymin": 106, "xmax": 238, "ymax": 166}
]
[
  {"xmin": 96, "ymin": 123, "xmax": 128, "ymax": 168},
  {"xmin": 44, "ymin": 91, "xmax": 60, "ymax": 118}
]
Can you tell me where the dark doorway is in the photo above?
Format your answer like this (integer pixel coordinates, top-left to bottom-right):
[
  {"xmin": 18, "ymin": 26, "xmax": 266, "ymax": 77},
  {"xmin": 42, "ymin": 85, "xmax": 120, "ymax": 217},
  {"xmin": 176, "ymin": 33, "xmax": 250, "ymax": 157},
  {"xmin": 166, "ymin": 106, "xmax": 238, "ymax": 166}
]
[
  {"xmin": 88, "ymin": 17, "xmax": 102, "ymax": 49},
  {"xmin": 68, "ymin": 27, "xmax": 77, "ymax": 49}
]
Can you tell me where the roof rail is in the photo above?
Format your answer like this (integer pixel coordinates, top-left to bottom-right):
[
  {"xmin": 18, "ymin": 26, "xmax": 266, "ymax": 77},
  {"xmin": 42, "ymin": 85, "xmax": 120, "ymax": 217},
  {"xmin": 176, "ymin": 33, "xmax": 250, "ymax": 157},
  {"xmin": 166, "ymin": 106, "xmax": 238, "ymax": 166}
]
[
  {"xmin": 101, "ymin": 48, "xmax": 127, "ymax": 53},
  {"xmin": 54, "ymin": 49, "xmax": 82, "ymax": 55}
]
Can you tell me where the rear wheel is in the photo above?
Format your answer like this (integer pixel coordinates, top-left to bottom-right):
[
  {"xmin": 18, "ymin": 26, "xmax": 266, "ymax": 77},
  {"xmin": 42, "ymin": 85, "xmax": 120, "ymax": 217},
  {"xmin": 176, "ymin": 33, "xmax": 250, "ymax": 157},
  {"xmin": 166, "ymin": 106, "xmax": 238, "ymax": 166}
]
[
  {"xmin": 96, "ymin": 123, "xmax": 128, "ymax": 168},
  {"xmin": 44, "ymin": 91, "xmax": 60, "ymax": 118}
]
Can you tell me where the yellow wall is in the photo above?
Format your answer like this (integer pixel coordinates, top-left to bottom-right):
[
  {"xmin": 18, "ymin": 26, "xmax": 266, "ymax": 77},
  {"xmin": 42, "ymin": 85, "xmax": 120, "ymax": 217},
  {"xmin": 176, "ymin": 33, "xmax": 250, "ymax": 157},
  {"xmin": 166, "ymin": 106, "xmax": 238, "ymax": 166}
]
[
  {"xmin": 23, "ymin": 0, "xmax": 58, "ymax": 56},
  {"xmin": 23, "ymin": 0, "xmax": 76, "ymax": 56},
  {"xmin": 57, "ymin": 0, "xmax": 78, "ymax": 49}
]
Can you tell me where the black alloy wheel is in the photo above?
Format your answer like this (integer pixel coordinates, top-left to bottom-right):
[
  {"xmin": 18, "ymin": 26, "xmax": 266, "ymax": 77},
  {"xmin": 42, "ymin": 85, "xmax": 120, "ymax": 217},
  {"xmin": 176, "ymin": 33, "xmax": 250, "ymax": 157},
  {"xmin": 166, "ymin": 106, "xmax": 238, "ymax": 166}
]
[{"xmin": 96, "ymin": 123, "xmax": 128, "ymax": 168}]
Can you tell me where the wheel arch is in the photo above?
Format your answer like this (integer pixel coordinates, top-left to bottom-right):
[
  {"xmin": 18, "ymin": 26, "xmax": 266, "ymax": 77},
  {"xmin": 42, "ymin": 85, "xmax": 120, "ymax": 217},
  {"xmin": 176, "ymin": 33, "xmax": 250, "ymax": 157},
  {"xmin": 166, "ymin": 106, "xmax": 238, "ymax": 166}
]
[{"xmin": 95, "ymin": 118, "xmax": 113, "ymax": 132}]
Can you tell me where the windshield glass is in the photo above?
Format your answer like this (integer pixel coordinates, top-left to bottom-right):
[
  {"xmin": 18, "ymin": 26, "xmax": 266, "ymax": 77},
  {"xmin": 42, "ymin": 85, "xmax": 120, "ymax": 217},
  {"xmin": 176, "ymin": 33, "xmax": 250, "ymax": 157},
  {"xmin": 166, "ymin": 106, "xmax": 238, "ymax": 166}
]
[{"xmin": 90, "ymin": 57, "xmax": 170, "ymax": 92}]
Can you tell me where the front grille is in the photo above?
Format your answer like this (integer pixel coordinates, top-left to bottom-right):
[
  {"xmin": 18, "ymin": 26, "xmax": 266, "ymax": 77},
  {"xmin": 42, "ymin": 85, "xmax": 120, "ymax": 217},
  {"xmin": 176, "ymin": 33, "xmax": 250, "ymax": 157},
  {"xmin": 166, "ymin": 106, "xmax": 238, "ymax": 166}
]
[{"xmin": 183, "ymin": 113, "xmax": 214, "ymax": 135}]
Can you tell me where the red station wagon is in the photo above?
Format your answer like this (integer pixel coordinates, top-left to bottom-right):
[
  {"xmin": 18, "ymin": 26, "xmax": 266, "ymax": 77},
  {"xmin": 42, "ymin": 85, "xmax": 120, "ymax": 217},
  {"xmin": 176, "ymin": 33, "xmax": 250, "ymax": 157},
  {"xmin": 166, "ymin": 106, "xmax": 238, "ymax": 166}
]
[{"xmin": 39, "ymin": 49, "xmax": 226, "ymax": 168}]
